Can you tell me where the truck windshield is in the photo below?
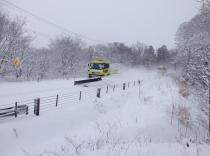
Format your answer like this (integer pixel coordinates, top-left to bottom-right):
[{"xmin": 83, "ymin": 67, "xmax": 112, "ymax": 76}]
[{"xmin": 90, "ymin": 63, "xmax": 106, "ymax": 70}]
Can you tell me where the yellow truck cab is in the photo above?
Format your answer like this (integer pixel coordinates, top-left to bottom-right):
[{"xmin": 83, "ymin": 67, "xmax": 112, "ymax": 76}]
[{"xmin": 88, "ymin": 59, "xmax": 111, "ymax": 78}]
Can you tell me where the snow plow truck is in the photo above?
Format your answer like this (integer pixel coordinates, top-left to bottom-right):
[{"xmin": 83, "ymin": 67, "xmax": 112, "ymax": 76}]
[
  {"xmin": 74, "ymin": 59, "xmax": 111, "ymax": 85},
  {"xmin": 88, "ymin": 59, "xmax": 111, "ymax": 78}
]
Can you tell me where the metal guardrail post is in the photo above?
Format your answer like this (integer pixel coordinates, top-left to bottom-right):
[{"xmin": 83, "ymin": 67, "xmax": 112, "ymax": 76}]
[
  {"xmin": 138, "ymin": 80, "xmax": 141, "ymax": 98},
  {"xmin": 79, "ymin": 91, "xmax": 82, "ymax": 101},
  {"xmin": 26, "ymin": 106, "xmax": 28, "ymax": 115},
  {"xmin": 123, "ymin": 83, "xmax": 126, "ymax": 90},
  {"xmin": 14, "ymin": 102, "xmax": 17, "ymax": 118},
  {"xmin": 56, "ymin": 94, "xmax": 59, "ymax": 107},
  {"xmin": 97, "ymin": 88, "xmax": 101, "ymax": 98},
  {"xmin": 34, "ymin": 98, "xmax": 40, "ymax": 116}
]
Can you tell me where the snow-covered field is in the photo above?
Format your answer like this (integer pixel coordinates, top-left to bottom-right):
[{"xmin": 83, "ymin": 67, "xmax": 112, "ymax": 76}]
[{"xmin": 0, "ymin": 65, "xmax": 209, "ymax": 156}]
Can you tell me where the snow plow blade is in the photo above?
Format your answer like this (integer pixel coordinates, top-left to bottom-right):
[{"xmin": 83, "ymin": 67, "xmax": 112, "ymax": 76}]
[{"xmin": 74, "ymin": 77, "xmax": 102, "ymax": 85}]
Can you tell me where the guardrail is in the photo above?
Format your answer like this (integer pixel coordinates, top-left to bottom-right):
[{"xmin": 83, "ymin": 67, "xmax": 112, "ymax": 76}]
[{"xmin": 0, "ymin": 80, "xmax": 140, "ymax": 122}]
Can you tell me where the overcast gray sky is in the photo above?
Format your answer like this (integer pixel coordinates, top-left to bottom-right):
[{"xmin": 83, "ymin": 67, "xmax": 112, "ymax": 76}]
[{"xmin": 2, "ymin": 0, "xmax": 198, "ymax": 48}]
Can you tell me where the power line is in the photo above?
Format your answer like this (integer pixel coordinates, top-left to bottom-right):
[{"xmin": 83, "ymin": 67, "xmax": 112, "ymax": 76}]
[
  {"xmin": 27, "ymin": 29, "xmax": 53, "ymax": 39},
  {"xmin": 0, "ymin": 0, "xmax": 104, "ymax": 43},
  {"xmin": 0, "ymin": 1, "xmax": 56, "ymax": 40}
]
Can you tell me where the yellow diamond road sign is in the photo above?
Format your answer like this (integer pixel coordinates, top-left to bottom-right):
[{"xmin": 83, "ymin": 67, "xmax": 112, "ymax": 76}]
[{"xmin": 12, "ymin": 57, "xmax": 21, "ymax": 69}]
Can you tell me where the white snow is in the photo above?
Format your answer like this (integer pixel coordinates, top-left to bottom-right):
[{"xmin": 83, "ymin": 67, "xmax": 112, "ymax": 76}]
[{"xmin": 0, "ymin": 65, "xmax": 209, "ymax": 156}]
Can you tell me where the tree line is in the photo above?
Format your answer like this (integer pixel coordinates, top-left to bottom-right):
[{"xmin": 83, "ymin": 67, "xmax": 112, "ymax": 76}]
[
  {"xmin": 175, "ymin": 1, "xmax": 210, "ymax": 129},
  {"xmin": 0, "ymin": 9, "xmax": 173, "ymax": 81},
  {"xmin": 176, "ymin": 2, "xmax": 210, "ymax": 90}
]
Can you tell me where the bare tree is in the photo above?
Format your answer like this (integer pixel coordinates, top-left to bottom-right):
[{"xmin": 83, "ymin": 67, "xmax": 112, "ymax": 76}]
[
  {"xmin": 49, "ymin": 36, "xmax": 84, "ymax": 78},
  {"xmin": 0, "ymin": 11, "xmax": 32, "ymax": 78},
  {"xmin": 175, "ymin": 1, "xmax": 210, "ymax": 134}
]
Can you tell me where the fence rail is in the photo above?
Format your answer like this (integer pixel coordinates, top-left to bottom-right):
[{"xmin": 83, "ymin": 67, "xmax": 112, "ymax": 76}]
[{"xmin": 0, "ymin": 80, "xmax": 140, "ymax": 122}]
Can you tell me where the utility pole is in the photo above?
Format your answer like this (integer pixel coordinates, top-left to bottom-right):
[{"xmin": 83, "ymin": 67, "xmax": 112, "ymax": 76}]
[
  {"xmin": 208, "ymin": 64, "xmax": 210, "ymax": 136},
  {"xmin": 204, "ymin": 61, "xmax": 210, "ymax": 135}
]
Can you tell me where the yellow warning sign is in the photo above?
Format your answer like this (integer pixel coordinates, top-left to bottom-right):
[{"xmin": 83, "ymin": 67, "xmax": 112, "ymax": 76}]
[{"xmin": 12, "ymin": 57, "xmax": 21, "ymax": 69}]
